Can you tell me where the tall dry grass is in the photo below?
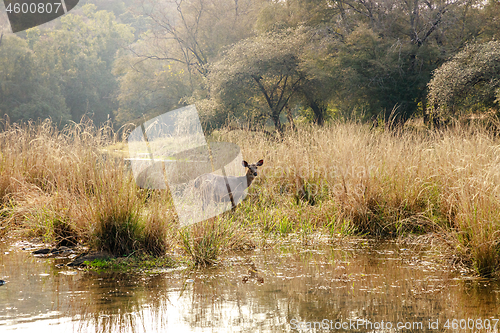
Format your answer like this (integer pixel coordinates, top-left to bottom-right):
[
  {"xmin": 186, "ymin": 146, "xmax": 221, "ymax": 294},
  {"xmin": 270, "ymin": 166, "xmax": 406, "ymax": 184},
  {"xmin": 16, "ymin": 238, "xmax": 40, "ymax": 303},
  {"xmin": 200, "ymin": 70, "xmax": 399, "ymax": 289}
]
[
  {"xmin": 216, "ymin": 120, "xmax": 500, "ymax": 276},
  {"xmin": 2, "ymin": 117, "xmax": 500, "ymax": 275},
  {"xmin": 0, "ymin": 118, "xmax": 176, "ymax": 255},
  {"xmin": 0, "ymin": 118, "xmax": 248, "ymax": 263}
]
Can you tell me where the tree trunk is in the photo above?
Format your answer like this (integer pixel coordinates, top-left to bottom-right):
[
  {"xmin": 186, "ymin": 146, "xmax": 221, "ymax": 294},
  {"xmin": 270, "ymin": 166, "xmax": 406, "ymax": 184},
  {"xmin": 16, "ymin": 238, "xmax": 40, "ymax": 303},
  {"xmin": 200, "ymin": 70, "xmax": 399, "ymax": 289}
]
[
  {"xmin": 310, "ymin": 100, "xmax": 326, "ymax": 126},
  {"xmin": 303, "ymin": 92, "xmax": 326, "ymax": 126},
  {"xmin": 422, "ymin": 94, "xmax": 429, "ymax": 125},
  {"xmin": 271, "ymin": 111, "xmax": 283, "ymax": 134},
  {"xmin": 285, "ymin": 104, "xmax": 296, "ymax": 131}
]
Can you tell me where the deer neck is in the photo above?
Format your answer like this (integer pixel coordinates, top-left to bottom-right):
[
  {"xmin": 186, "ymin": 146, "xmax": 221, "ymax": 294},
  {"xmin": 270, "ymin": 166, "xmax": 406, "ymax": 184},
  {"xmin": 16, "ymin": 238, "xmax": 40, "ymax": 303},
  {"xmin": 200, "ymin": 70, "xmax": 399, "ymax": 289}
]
[{"xmin": 246, "ymin": 171, "xmax": 255, "ymax": 187}]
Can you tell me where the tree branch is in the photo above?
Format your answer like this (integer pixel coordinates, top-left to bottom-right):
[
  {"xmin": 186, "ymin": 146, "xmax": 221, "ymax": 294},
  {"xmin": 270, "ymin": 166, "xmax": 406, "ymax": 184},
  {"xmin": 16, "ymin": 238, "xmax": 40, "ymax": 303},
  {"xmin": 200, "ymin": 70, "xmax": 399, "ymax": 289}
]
[{"xmin": 252, "ymin": 75, "xmax": 274, "ymax": 111}]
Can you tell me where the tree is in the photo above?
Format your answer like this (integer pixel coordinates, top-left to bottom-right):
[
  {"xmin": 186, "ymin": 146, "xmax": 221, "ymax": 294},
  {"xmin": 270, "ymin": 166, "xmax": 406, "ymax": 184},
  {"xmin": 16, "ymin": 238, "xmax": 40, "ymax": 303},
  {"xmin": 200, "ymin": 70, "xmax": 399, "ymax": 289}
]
[
  {"xmin": 477, "ymin": 0, "xmax": 500, "ymax": 42},
  {"xmin": 135, "ymin": 0, "xmax": 261, "ymax": 81},
  {"xmin": 294, "ymin": 28, "xmax": 341, "ymax": 125},
  {"xmin": 32, "ymin": 5, "xmax": 134, "ymax": 125},
  {"xmin": 0, "ymin": 34, "xmax": 69, "ymax": 124},
  {"xmin": 428, "ymin": 40, "xmax": 500, "ymax": 116},
  {"xmin": 208, "ymin": 28, "xmax": 310, "ymax": 133},
  {"xmin": 325, "ymin": 0, "xmax": 483, "ymax": 122},
  {"xmin": 113, "ymin": 43, "xmax": 192, "ymax": 125},
  {"xmin": 113, "ymin": 0, "xmax": 264, "ymax": 127}
]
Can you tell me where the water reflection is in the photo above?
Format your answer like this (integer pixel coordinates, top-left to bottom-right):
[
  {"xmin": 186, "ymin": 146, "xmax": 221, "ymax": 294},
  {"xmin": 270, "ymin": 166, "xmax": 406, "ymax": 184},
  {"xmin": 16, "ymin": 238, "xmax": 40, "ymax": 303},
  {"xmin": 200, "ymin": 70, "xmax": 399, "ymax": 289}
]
[{"xmin": 1, "ymin": 240, "xmax": 500, "ymax": 332}]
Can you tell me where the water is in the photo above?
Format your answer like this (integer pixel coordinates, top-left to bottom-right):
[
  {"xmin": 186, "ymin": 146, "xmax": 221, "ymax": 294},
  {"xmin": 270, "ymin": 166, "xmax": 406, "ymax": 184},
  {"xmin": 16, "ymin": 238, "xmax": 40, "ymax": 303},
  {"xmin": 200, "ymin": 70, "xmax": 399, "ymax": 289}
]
[{"xmin": 1, "ymin": 238, "xmax": 500, "ymax": 332}]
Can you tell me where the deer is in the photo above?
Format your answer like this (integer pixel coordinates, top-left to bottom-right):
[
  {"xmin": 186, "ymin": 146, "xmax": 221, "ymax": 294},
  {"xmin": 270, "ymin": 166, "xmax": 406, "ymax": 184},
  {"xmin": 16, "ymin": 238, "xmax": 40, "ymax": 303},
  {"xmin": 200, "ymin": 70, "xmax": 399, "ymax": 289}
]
[{"xmin": 193, "ymin": 159, "xmax": 264, "ymax": 210}]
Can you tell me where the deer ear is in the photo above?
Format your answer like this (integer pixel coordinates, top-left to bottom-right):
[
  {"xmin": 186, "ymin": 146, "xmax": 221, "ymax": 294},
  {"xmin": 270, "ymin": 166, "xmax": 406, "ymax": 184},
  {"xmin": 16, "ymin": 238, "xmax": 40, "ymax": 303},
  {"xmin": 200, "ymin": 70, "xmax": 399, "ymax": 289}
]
[
  {"xmin": 256, "ymin": 159, "xmax": 263, "ymax": 166},
  {"xmin": 242, "ymin": 161, "xmax": 249, "ymax": 167}
]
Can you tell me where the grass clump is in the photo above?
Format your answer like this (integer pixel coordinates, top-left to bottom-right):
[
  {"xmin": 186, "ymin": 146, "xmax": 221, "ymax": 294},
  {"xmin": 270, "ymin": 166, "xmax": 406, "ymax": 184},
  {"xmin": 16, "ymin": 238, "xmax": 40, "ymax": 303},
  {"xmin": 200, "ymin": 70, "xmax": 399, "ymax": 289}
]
[{"xmin": 179, "ymin": 217, "xmax": 254, "ymax": 267}]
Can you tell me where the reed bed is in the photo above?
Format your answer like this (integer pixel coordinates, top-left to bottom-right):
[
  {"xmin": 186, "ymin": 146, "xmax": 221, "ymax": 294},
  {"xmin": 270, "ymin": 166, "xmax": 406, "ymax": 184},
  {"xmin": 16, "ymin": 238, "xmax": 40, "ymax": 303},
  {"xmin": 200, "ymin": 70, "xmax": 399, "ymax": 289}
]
[
  {"xmin": 1, "ymin": 117, "xmax": 500, "ymax": 276},
  {"xmin": 219, "ymin": 121, "xmax": 500, "ymax": 276},
  {"xmin": 0, "ymin": 118, "xmax": 175, "ymax": 255}
]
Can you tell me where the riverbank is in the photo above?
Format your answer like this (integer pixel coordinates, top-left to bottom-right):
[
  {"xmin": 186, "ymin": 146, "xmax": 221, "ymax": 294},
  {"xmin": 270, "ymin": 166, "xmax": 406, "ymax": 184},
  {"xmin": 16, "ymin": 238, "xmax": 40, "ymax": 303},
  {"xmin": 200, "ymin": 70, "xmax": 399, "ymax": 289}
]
[{"xmin": 1, "ymin": 119, "xmax": 499, "ymax": 276}]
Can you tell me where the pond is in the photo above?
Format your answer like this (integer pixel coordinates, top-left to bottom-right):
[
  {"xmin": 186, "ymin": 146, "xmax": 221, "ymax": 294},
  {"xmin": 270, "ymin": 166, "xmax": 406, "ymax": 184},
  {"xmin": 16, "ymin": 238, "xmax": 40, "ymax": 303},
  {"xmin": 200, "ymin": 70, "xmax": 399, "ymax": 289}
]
[{"xmin": 1, "ymin": 238, "xmax": 500, "ymax": 332}]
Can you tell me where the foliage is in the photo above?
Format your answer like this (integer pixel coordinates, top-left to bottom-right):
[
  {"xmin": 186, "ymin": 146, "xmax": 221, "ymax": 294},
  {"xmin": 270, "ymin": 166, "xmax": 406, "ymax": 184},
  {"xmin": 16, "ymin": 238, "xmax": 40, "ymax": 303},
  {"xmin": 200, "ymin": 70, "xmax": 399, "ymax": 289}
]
[
  {"xmin": 208, "ymin": 28, "xmax": 310, "ymax": 132},
  {"xmin": 0, "ymin": 118, "xmax": 174, "ymax": 257},
  {"xmin": 179, "ymin": 218, "xmax": 252, "ymax": 267},
  {"xmin": 2, "ymin": 0, "xmax": 500, "ymax": 127},
  {"xmin": 428, "ymin": 40, "xmax": 500, "ymax": 115},
  {"xmin": 0, "ymin": 35, "xmax": 69, "ymax": 124},
  {"xmin": 341, "ymin": 25, "xmax": 439, "ymax": 121},
  {"xmin": 127, "ymin": 0, "xmax": 261, "ymax": 84},
  {"xmin": 477, "ymin": 0, "xmax": 500, "ymax": 42},
  {"xmin": 217, "ymin": 120, "xmax": 500, "ymax": 276},
  {"xmin": 33, "ymin": 5, "xmax": 135, "ymax": 125},
  {"xmin": 0, "ymin": 5, "xmax": 134, "ymax": 126},
  {"xmin": 84, "ymin": 255, "xmax": 176, "ymax": 273},
  {"xmin": 201, "ymin": 0, "xmax": 486, "ymax": 125},
  {"xmin": 293, "ymin": 27, "xmax": 341, "ymax": 125},
  {"xmin": 113, "ymin": 0, "xmax": 262, "ymax": 126},
  {"xmin": 113, "ymin": 43, "xmax": 192, "ymax": 125}
]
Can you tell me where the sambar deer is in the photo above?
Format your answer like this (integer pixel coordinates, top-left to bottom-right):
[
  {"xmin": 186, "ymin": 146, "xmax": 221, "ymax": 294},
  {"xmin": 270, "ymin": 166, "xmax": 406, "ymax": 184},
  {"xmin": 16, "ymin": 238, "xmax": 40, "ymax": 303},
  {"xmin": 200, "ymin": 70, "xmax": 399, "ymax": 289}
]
[{"xmin": 194, "ymin": 160, "xmax": 264, "ymax": 209}]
